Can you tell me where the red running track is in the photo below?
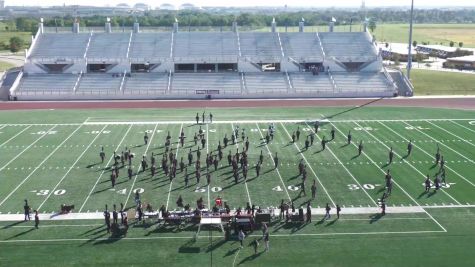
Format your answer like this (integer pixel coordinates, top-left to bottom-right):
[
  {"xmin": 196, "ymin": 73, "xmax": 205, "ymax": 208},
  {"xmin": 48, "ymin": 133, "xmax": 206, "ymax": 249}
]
[{"xmin": 0, "ymin": 98, "xmax": 474, "ymax": 110}]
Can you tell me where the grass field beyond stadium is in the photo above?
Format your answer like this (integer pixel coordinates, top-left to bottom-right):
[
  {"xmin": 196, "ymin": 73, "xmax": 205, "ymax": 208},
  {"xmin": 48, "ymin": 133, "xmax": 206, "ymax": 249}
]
[{"xmin": 0, "ymin": 106, "xmax": 474, "ymax": 267}]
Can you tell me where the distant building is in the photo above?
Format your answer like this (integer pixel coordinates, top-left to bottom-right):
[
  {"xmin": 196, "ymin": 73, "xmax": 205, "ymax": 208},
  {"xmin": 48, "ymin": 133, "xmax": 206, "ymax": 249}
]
[
  {"xmin": 179, "ymin": 3, "xmax": 199, "ymax": 10},
  {"xmin": 379, "ymin": 43, "xmax": 428, "ymax": 62},
  {"xmin": 416, "ymin": 44, "xmax": 473, "ymax": 59},
  {"xmin": 159, "ymin": 3, "xmax": 175, "ymax": 10},
  {"xmin": 0, "ymin": 0, "xmax": 5, "ymax": 9},
  {"xmin": 134, "ymin": 3, "xmax": 150, "ymax": 11},
  {"xmin": 443, "ymin": 55, "xmax": 475, "ymax": 70}
]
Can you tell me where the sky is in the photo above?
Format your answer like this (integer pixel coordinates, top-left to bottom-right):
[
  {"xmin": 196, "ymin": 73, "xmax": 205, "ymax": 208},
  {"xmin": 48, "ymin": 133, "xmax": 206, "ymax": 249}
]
[{"xmin": 5, "ymin": 0, "xmax": 475, "ymax": 8}]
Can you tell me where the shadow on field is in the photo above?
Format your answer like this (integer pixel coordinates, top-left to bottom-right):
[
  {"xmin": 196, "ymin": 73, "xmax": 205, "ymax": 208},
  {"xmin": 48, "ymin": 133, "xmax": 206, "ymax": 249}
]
[{"xmin": 238, "ymin": 251, "xmax": 264, "ymax": 265}]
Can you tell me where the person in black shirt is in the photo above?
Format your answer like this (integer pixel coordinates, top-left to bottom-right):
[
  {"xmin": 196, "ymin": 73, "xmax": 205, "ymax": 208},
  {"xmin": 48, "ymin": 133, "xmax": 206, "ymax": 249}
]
[
  {"xmin": 347, "ymin": 131, "xmax": 352, "ymax": 145},
  {"xmin": 324, "ymin": 203, "xmax": 331, "ymax": 220},
  {"xmin": 425, "ymin": 175, "xmax": 431, "ymax": 192},
  {"xmin": 274, "ymin": 152, "xmax": 279, "ymax": 169},
  {"xmin": 34, "ymin": 210, "xmax": 39, "ymax": 229},
  {"xmin": 407, "ymin": 140, "xmax": 413, "ymax": 157},
  {"xmin": 209, "ymin": 113, "xmax": 213, "ymax": 123},
  {"xmin": 336, "ymin": 205, "xmax": 341, "ymax": 219},
  {"xmin": 104, "ymin": 205, "xmax": 111, "ymax": 233},
  {"xmin": 23, "ymin": 199, "xmax": 30, "ymax": 221},
  {"xmin": 112, "ymin": 204, "xmax": 118, "ymax": 224},
  {"xmin": 296, "ymin": 127, "xmax": 301, "ymax": 141},
  {"xmin": 331, "ymin": 127, "xmax": 335, "ymax": 140},
  {"xmin": 306, "ymin": 202, "xmax": 312, "ymax": 223},
  {"xmin": 195, "ymin": 113, "xmax": 199, "ymax": 125},
  {"xmin": 389, "ymin": 147, "xmax": 394, "ymax": 164},
  {"xmin": 100, "ymin": 146, "xmax": 105, "ymax": 163},
  {"xmin": 358, "ymin": 141, "xmax": 363, "ymax": 156}
]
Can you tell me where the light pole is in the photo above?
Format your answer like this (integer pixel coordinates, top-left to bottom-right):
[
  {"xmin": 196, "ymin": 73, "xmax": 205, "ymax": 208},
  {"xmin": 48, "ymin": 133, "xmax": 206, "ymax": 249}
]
[{"xmin": 407, "ymin": 0, "xmax": 415, "ymax": 79}]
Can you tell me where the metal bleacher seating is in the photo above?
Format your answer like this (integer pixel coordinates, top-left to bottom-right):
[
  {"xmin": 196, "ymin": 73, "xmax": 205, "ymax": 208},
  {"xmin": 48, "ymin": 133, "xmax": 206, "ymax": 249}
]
[
  {"xmin": 17, "ymin": 74, "xmax": 77, "ymax": 94},
  {"xmin": 280, "ymin": 33, "xmax": 324, "ymax": 62},
  {"xmin": 239, "ymin": 32, "xmax": 282, "ymax": 62},
  {"xmin": 76, "ymin": 74, "xmax": 122, "ymax": 94},
  {"xmin": 332, "ymin": 72, "xmax": 392, "ymax": 94},
  {"xmin": 129, "ymin": 33, "xmax": 172, "ymax": 62},
  {"xmin": 289, "ymin": 72, "xmax": 333, "ymax": 93},
  {"xmin": 244, "ymin": 73, "xmax": 289, "ymax": 94},
  {"xmin": 86, "ymin": 33, "xmax": 130, "ymax": 60},
  {"xmin": 171, "ymin": 73, "xmax": 242, "ymax": 95},
  {"xmin": 28, "ymin": 33, "xmax": 89, "ymax": 60},
  {"xmin": 173, "ymin": 32, "xmax": 238, "ymax": 62},
  {"xmin": 320, "ymin": 32, "xmax": 377, "ymax": 62},
  {"xmin": 123, "ymin": 73, "xmax": 169, "ymax": 95}
]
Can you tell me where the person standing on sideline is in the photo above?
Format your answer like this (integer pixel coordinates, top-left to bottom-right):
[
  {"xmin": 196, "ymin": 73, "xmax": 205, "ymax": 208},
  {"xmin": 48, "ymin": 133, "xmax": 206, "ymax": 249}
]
[
  {"xmin": 324, "ymin": 203, "xmax": 331, "ymax": 220},
  {"xmin": 336, "ymin": 205, "xmax": 341, "ymax": 219},
  {"xmin": 238, "ymin": 229, "xmax": 245, "ymax": 248},
  {"xmin": 264, "ymin": 231, "xmax": 270, "ymax": 252},
  {"xmin": 34, "ymin": 210, "xmax": 39, "ymax": 229},
  {"xmin": 306, "ymin": 202, "xmax": 312, "ymax": 223},
  {"xmin": 209, "ymin": 113, "xmax": 213, "ymax": 123},
  {"xmin": 104, "ymin": 205, "xmax": 111, "ymax": 233},
  {"xmin": 24, "ymin": 199, "xmax": 31, "ymax": 221}
]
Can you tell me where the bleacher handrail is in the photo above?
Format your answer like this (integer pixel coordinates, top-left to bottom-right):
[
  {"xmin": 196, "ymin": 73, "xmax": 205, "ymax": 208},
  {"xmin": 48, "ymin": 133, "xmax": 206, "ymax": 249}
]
[
  {"xmin": 72, "ymin": 71, "xmax": 82, "ymax": 93},
  {"xmin": 9, "ymin": 70, "xmax": 23, "ymax": 95},
  {"xmin": 26, "ymin": 29, "xmax": 42, "ymax": 59}
]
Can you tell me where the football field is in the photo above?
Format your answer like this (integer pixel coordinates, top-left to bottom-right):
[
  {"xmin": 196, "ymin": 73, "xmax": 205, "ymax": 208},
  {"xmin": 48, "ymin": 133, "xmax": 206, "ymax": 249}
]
[{"xmin": 0, "ymin": 106, "xmax": 474, "ymax": 266}]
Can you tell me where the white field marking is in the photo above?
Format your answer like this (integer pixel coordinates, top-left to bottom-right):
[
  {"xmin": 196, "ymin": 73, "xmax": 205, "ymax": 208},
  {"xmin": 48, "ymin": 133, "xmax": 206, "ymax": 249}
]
[
  {"xmin": 379, "ymin": 121, "xmax": 475, "ymax": 188},
  {"xmin": 403, "ymin": 121, "xmax": 474, "ymax": 164},
  {"xmin": 329, "ymin": 121, "xmax": 448, "ymax": 232},
  {"xmin": 304, "ymin": 121, "xmax": 377, "ymax": 206},
  {"xmin": 231, "ymin": 123, "xmax": 252, "ymax": 207},
  {"xmin": 0, "ymin": 230, "xmax": 447, "ymax": 244},
  {"xmin": 279, "ymin": 122, "xmax": 335, "ymax": 206},
  {"xmin": 354, "ymin": 121, "xmax": 462, "ymax": 206},
  {"xmin": 165, "ymin": 123, "xmax": 184, "ymax": 211},
  {"xmin": 83, "ymin": 118, "xmax": 475, "ymax": 125},
  {"xmin": 78, "ymin": 125, "xmax": 133, "ymax": 212},
  {"xmin": 450, "ymin": 120, "xmax": 475, "ymax": 134},
  {"xmin": 0, "ymin": 125, "xmax": 84, "ymax": 208},
  {"xmin": 206, "ymin": 123, "xmax": 211, "ymax": 209},
  {"xmin": 4, "ymin": 224, "xmax": 103, "ymax": 228},
  {"xmin": 0, "ymin": 125, "xmax": 32, "ymax": 148},
  {"xmin": 2, "ymin": 205, "xmax": 473, "ymax": 222},
  {"xmin": 255, "ymin": 123, "xmax": 291, "ymax": 202},
  {"xmin": 232, "ymin": 248, "xmax": 241, "ymax": 267},
  {"xmin": 0, "ymin": 125, "xmax": 57, "ymax": 172},
  {"xmin": 124, "ymin": 123, "xmax": 159, "ymax": 208},
  {"xmin": 336, "ymin": 217, "xmax": 430, "ymax": 221},
  {"xmin": 37, "ymin": 125, "xmax": 108, "ymax": 211},
  {"xmin": 426, "ymin": 120, "xmax": 475, "ymax": 148}
]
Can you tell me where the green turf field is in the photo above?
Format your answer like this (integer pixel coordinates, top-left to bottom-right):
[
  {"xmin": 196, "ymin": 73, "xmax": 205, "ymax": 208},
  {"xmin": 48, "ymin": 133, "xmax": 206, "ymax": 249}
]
[
  {"xmin": 410, "ymin": 69, "xmax": 475, "ymax": 96},
  {"xmin": 0, "ymin": 106, "xmax": 474, "ymax": 266}
]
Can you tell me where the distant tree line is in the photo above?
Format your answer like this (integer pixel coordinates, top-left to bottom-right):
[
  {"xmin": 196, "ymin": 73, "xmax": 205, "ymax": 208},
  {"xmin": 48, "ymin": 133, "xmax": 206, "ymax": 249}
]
[{"xmin": 1, "ymin": 9, "xmax": 474, "ymax": 33}]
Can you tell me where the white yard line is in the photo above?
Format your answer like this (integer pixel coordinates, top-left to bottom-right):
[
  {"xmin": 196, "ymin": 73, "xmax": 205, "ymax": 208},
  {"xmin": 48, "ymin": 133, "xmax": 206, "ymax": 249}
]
[
  {"xmin": 304, "ymin": 121, "xmax": 377, "ymax": 206},
  {"xmin": 165, "ymin": 123, "xmax": 184, "ymax": 211},
  {"xmin": 450, "ymin": 120, "xmax": 475, "ymax": 134},
  {"xmin": 78, "ymin": 125, "xmax": 133, "ymax": 212},
  {"xmin": 0, "ymin": 124, "xmax": 84, "ymax": 208},
  {"xmin": 0, "ymin": 125, "xmax": 31, "ymax": 148},
  {"xmin": 0, "ymin": 230, "xmax": 447, "ymax": 243},
  {"xmin": 329, "ymin": 120, "xmax": 447, "ymax": 232},
  {"xmin": 0, "ymin": 125, "xmax": 57, "ymax": 172},
  {"xmin": 206, "ymin": 123, "xmax": 211, "ymax": 209},
  {"xmin": 255, "ymin": 123, "xmax": 291, "ymax": 202},
  {"xmin": 124, "ymin": 123, "xmax": 159, "ymax": 208},
  {"xmin": 37, "ymin": 125, "xmax": 108, "ymax": 211},
  {"xmin": 279, "ymin": 122, "xmax": 336, "ymax": 206},
  {"xmin": 403, "ymin": 121, "xmax": 474, "ymax": 164},
  {"xmin": 426, "ymin": 120, "xmax": 475, "ymax": 148},
  {"xmin": 231, "ymin": 123, "xmax": 252, "ymax": 207},
  {"xmin": 232, "ymin": 248, "xmax": 241, "ymax": 267},
  {"xmin": 379, "ymin": 121, "xmax": 475, "ymax": 188},
  {"xmin": 354, "ymin": 121, "xmax": 462, "ymax": 206}
]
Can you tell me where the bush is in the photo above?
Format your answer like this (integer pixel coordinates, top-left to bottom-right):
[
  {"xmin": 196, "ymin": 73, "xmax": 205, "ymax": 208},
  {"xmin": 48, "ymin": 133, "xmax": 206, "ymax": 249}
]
[{"xmin": 9, "ymin": 36, "xmax": 24, "ymax": 53}]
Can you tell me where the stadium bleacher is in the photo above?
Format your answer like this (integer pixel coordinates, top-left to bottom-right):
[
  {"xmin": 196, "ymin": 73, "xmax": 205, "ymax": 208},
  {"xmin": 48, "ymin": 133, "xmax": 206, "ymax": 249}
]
[
  {"xmin": 123, "ymin": 73, "xmax": 169, "ymax": 95},
  {"xmin": 86, "ymin": 33, "xmax": 131, "ymax": 60},
  {"xmin": 17, "ymin": 74, "xmax": 78, "ymax": 95},
  {"xmin": 129, "ymin": 33, "xmax": 172, "ymax": 62},
  {"xmin": 244, "ymin": 73, "xmax": 289, "ymax": 94},
  {"xmin": 172, "ymin": 73, "xmax": 242, "ymax": 95},
  {"xmin": 28, "ymin": 33, "xmax": 89, "ymax": 60},
  {"xmin": 12, "ymin": 23, "xmax": 397, "ymax": 100}
]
